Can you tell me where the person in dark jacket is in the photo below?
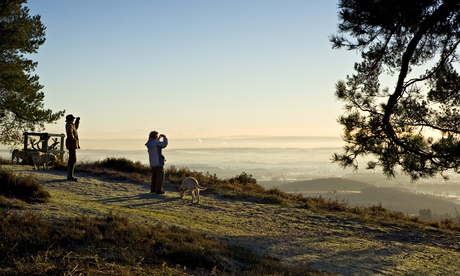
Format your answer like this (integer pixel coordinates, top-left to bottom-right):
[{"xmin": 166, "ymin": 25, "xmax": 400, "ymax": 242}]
[
  {"xmin": 145, "ymin": 131, "xmax": 168, "ymax": 194},
  {"xmin": 65, "ymin": 114, "xmax": 80, "ymax": 181}
]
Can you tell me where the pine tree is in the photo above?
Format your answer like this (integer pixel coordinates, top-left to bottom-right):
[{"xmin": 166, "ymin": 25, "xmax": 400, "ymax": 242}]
[
  {"xmin": 0, "ymin": 0, "xmax": 64, "ymax": 147},
  {"xmin": 331, "ymin": 0, "xmax": 460, "ymax": 180}
]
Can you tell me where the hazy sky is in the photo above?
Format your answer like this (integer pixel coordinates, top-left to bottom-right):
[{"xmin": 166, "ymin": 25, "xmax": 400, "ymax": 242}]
[{"xmin": 27, "ymin": 0, "xmax": 359, "ymax": 140}]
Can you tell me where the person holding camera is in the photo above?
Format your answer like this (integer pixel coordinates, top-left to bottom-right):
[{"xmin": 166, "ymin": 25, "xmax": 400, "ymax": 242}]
[
  {"xmin": 145, "ymin": 131, "xmax": 168, "ymax": 194},
  {"xmin": 65, "ymin": 114, "xmax": 80, "ymax": 181}
]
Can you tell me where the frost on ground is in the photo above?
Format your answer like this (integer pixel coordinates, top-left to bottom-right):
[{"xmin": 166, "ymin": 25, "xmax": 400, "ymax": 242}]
[{"xmin": 6, "ymin": 165, "xmax": 460, "ymax": 276}]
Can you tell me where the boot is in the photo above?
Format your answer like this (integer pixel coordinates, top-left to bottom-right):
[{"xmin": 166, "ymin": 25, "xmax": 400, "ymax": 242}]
[{"xmin": 67, "ymin": 164, "xmax": 78, "ymax": 181}]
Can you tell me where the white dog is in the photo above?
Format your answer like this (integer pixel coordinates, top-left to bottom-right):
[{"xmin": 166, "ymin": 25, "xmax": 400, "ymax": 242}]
[
  {"xmin": 179, "ymin": 177, "xmax": 207, "ymax": 203},
  {"xmin": 32, "ymin": 152, "xmax": 57, "ymax": 170}
]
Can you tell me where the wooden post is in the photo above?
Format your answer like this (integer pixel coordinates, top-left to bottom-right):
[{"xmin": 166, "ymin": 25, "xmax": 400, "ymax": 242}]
[
  {"xmin": 60, "ymin": 134, "xmax": 64, "ymax": 153},
  {"xmin": 59, "ymin": 133, "xmax": 65, "ymax": 161},
  {"xmin": 41, "ymin": 133, "xmax": 49, "ymax": 152},
  {"xmin": 23, "ymin": 132, "xmax": 28, "ymax": 150}
]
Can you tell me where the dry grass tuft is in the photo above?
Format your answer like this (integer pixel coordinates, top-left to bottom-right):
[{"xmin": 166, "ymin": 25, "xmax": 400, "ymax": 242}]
[{"xmin": 0, "ymin": 167, "xmax": 50, "ymax": 203}]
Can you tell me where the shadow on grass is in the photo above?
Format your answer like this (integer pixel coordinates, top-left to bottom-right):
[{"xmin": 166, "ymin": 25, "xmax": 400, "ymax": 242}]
[
  {"xmin": 45, "ymin": 178, "xmax": 71, "ymax": 184},
  {"xmin": 96, "ymin": 192, "xmax": 178, "ymax": 207},
  {"xmin": 95, "ymin": 191, "xmax": 223, "ymax": 211}
]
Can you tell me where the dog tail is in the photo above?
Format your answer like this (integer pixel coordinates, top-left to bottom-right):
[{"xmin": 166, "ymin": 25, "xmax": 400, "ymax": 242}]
[{"xmin": 196, "ymin": 184, "xmax": 207, "ymax": 190}]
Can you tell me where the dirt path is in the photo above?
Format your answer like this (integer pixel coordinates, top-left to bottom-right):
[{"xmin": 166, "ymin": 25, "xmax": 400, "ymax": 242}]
[{"xmin": 6, "ymin": 165, "xmax": 460, "ymax": 276}]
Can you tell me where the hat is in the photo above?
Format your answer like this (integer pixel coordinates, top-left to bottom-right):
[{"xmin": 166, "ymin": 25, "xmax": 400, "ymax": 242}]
[{"xmin": 66, "ymin": 114, "xmax": 75, "ymax": 121}]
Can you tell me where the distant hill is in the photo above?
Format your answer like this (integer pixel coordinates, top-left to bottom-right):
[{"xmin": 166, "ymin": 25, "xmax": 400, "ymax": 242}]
[
  {"xmin": 278, "ymin": 178, "xmax": 460, "ymax": 218},
  {"xmin": 346, "ymin": 186, "xmax": 460, "ymax": 217},
  {"xmin": 279, "ymin": 177, "xmax": 374, "ymax": 192}
]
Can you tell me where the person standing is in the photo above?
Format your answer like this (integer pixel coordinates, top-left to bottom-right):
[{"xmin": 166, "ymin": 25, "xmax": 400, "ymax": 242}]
[
  {"xmin": 65, "ymin": 114, "xmax": 80, "ymax": 181},
  {"xmin": 145, "ymin": 131, "xmax": 168, "ymax": 194}
]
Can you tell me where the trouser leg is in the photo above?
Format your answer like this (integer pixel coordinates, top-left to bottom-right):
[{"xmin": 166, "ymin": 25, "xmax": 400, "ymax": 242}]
[
  {"xmin": 67, "ymin": 149, "xmax": 77, "ymax": 181},
  {"xmin": 157, "ymin": 167, "xmax": 165, "ymax": 192},
  {"xmin": 150, "ymin": 167, "xmax": 156, "ymax": 193},
  {"xmin": 67, "ymin": 164, "xmax": 76, "ymax": 180},
  {"xmin": 151, "ymin": 166, "xmax": 164, "ymax": 193}
]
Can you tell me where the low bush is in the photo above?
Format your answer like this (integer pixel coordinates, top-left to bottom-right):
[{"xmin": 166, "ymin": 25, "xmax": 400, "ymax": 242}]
[
  {"xmin": 0, "ymin": 156, "xmax": 11, "ymax": 165},
  {"xmin": 0, "ymin": 194, "xmax": 27, "ymax": 209},
  {"xmin": 0, "ymin": 167, "xmax": 50, "ymax": 203},
  {"xmin": 92, "ymin": 157, "xmax": 151, "ymax": 174}
]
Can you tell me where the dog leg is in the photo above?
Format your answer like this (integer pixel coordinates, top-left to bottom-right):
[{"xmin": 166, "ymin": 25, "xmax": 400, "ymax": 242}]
[{"xmin": 191, "ymin": 190, "xmax": 196, "ymax": 203}]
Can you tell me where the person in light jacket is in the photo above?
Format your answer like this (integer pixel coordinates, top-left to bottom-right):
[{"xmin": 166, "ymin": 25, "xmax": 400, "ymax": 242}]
[
  {"xmin": 145, "ymin": 131, "xmax": 168, "ymax": 194},
  {"xmin": 65, "ymin": 114, "xmax": 80, "ymax": 181}
]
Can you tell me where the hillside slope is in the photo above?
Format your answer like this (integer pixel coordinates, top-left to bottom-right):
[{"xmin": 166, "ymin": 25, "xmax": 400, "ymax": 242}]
[
  {"xmin": 279, "ymin": 178, "xmax": 374, "ymax": 192},
  {"xmin": 279, "ymin": 178, "xmax": 460, "ymax": 218},
  {"xmin": 5, "ymin": 165, "xmax": 460, "ymax": 276},
  {"xmin": 346, "ymin": 186, "xmax": 460, "ymax": 216}
]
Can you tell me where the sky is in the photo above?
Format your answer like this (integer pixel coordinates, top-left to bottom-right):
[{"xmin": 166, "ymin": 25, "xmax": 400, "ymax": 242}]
[{"xmin": 26, "ymin": 0, "xmax": 359, "ymax": 140}]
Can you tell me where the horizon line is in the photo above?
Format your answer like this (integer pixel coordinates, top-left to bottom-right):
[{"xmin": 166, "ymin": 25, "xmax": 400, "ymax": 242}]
[{"xmin": 81, "ymin": 135, "xmax": 343, "ymax": 140}]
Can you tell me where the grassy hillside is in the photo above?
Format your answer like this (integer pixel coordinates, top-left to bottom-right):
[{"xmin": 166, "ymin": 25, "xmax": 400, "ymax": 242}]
[
  {"xmin": 2, "ymin": 157, "xmax": 460, "ymax": 275},
  {"xmin": 0, "ymin": 160, "xmax": 324, "ymax": 276}
]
